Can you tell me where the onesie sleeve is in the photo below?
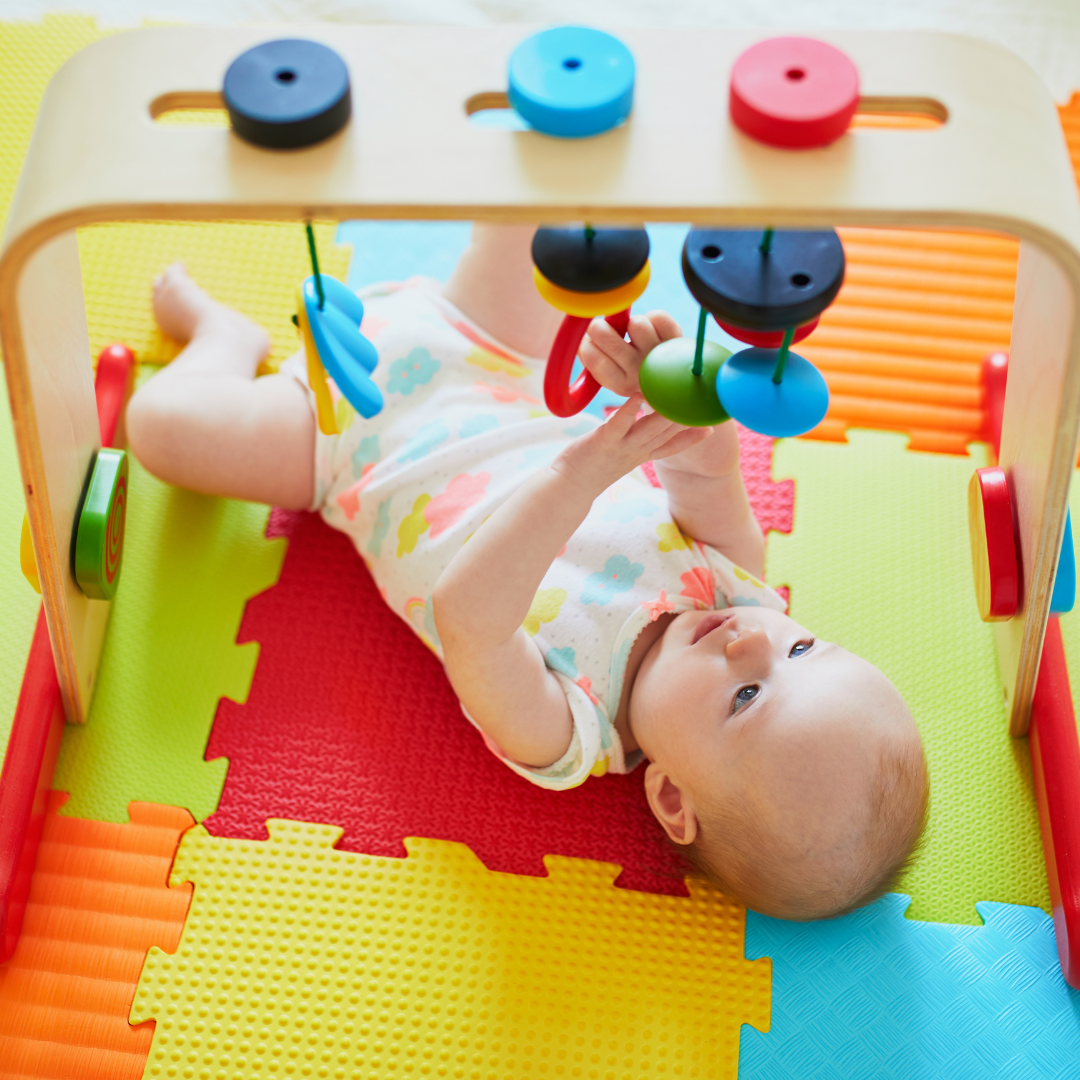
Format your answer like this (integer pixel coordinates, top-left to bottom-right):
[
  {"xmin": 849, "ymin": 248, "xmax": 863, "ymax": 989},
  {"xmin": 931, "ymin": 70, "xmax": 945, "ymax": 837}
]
[
  {"xmin": 459, "ymin": 674, "xmax": 616, "ymax": 791},
  {"xmin": 699, "ymin": 543, "xmax": 789, "ymax": 612}
]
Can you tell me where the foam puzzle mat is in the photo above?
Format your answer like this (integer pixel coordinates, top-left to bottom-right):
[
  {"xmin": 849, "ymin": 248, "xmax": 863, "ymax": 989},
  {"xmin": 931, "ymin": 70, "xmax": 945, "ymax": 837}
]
[
  {"xmin": 0, "ymin": 13, "xmax": 1079, "ymax": 1080},
  {"xmin": 741, "ymin": 898, "xmax": 1078, "ymax": 1079},
  {"xmin": 0, "ymin": 793, "xmax": 193, "ymax": 1079},
  {"xmin": 130, "ymin": 822, "xmax": 770, "ymax": 1080}
]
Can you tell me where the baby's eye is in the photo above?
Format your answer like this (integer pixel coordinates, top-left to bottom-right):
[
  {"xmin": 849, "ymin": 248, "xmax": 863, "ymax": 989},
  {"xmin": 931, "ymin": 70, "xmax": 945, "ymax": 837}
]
[
  {"xmin": 732, "ymin": 685, "xmax": 760, "ymax": 713},
  {"xmin": 788, "ymin": 638, "xmax": 815, "ymax": 657}
]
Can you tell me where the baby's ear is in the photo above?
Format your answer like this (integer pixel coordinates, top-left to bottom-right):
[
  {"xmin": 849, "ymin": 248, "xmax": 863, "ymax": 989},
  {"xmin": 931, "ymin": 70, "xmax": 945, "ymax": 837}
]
[{"xmin": 644, "ymin": 763, "xmax": 698, "ymax": 845}]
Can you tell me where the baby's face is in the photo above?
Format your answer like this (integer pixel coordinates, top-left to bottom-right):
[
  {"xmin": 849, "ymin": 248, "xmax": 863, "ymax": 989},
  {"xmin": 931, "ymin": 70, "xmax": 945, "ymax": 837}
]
[{"xmin": 630, "ymin": 607, "xmax": 917, "ymax": 854}]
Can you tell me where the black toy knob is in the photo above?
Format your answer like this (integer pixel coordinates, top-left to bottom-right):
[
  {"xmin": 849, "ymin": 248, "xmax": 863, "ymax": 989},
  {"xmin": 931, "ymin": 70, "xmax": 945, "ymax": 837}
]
[
  {"xmin": 532, "ymin": 226, "xmax": 650, "ymax": 293},
  {"xmin": 223, "ymin": 39, "xmax": 352, "ymax": 150},
  {"xmin": 682, "ymin": 228, "xmax": 845, "ymax": 332}
]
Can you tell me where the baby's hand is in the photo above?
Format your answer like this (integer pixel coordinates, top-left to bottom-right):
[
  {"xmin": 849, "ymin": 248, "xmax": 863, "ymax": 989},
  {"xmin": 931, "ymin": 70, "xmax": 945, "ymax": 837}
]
[
  {"xmin": 553, "ymin": 393, "xmax": 711, "ymax": 496},
  {"xmin": 579, "ymin": 310, "xmax": 682, "ymax": 397}
]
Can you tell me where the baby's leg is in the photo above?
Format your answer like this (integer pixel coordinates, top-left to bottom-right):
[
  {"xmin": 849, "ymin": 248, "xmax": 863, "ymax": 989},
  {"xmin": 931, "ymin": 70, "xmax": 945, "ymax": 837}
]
[
  {"xmin": 126, "ymin": 265, "xmax": 315, "ymax": 509},
  {"xmin": 442, "ymin": 224, "xmax": 563, "ymax": 358}
]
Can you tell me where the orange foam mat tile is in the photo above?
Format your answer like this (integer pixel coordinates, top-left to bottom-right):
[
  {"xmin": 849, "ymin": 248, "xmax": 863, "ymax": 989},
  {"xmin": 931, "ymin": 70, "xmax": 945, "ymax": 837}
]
[
  {"xmin": 802, "ymin": 227, "xmax": 1017, "ymax": 453},
  {"xmin": 802, "ymin": 100, "xmax": 1080, "ymax": 455},
  {"xmin": 0, "ymin": 793, "xmax": 193, "ymax": 1080}
]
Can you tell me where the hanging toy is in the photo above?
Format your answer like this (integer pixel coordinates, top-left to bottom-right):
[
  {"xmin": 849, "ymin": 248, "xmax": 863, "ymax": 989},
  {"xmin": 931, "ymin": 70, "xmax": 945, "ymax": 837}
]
[
  {"xmin": 638, "ymin": 308, "xmax": 731, "ymax": 427},
  {"xmin": 640, "ymin": 227, "xmax": 840, "ymax": 437},
  {"xmin": 295, "ymin": 222, "xmax": 383, "ymax": 436},
  {"xmin": 533, "ymin": 224, "xmax": 650, "ymax": 417}
]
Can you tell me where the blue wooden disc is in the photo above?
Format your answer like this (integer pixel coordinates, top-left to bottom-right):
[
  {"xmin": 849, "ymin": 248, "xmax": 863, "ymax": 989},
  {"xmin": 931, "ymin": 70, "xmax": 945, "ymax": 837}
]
[
  {"xmin": 224, "ymin": 39, "xmax": 351, "ymax": 149},
  {"xmin": 508, "ymin": 26, "xmax": 635, "ymax": 138},
  {"xmin": 716, "ymin": 347, "xmax": 829, "ymax": 437}
]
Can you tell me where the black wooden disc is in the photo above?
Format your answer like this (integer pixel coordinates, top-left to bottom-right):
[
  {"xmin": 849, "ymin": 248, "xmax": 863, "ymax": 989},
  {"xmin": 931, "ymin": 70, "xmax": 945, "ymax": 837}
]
[
  {"xmin": 223, "ymin": 39, "xmax": 352, "ymax": 150},
  {"xmin": 682, "ymin": 228, "xmax": 845, "ymax": 330},
  {"xmin": 532, "ymin": 226, "xmax": 649, "ymax": 293}
]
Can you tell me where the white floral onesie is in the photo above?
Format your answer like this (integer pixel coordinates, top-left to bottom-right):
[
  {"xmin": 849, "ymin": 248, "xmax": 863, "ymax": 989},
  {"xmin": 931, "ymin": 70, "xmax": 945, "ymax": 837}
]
[{"xmin": 284, "ymin": 278, "xmax": 786, "ymax": 790}]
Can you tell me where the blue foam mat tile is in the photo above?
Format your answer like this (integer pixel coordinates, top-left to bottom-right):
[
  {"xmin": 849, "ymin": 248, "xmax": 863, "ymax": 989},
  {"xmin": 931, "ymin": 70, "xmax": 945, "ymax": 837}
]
[{"xmin": 740, "ymin": 896, "xmax": 1080, "ymax": 1079}]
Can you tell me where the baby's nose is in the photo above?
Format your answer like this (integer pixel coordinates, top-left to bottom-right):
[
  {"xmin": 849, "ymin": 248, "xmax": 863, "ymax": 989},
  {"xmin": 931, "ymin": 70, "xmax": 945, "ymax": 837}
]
[{"xmin": 725, "ymin": 624, "xmax": 773, "ymax": 661}]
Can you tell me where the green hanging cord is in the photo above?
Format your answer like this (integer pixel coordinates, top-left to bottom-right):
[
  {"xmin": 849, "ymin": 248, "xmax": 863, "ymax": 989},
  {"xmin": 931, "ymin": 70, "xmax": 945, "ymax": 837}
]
[
  {"xmin": 771, "ymin": 326, "xmax": 795, "ymax": 385},
  {"xmin": 305, "ymin": 221, "xmax": 326, "ymax": 311},
  {"xmin": 760, "ymin": 227, "xmax": 774, "ymax": 256},
  {"xmin": 692, "ymin": 307, "xmax": 708, "ymax": 377}
]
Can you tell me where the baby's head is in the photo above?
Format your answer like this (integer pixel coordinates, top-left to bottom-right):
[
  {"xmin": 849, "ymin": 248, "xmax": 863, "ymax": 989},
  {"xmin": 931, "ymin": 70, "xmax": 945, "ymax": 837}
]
[{"xmin": 630, "ymin": 607, "xmax": 927, "ymax": 920}]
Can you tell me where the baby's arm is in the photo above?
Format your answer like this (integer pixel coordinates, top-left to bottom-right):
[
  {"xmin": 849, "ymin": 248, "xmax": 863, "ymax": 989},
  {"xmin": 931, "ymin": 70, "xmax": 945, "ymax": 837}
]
[
  {"xmin": 442, "ymin": 224, "xmax": 564, "ymax": 358},
  {"xmin": 126, "ymin": 265, "xmax": 315, "ymax": 509},
  {"xmin": 580, "ymin": 315, "xmax": 765, "ymax": 577},
  {"xmin": 434, "ymin": 397, "xmax": 708, "ymax": 767}
]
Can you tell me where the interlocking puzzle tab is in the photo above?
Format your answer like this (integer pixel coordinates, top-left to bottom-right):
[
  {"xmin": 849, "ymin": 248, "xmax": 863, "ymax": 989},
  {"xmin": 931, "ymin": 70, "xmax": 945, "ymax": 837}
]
[{"xmin": 131, "ymin": 820, "xmax": 771, "ymax": 1079}]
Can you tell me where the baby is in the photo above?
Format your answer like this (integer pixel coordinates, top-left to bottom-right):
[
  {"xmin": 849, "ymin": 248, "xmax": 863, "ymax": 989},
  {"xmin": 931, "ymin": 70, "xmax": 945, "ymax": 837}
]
[{"xmin": 127, "ymin": 223, "xmax": 928, "ymax": 921}]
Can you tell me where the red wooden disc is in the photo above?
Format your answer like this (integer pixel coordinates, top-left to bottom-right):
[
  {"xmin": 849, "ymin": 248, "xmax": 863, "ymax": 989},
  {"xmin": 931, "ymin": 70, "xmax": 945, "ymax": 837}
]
[
  {"xmin": 715, "ymin": 316, "xmax": 819, "ymax": 348},
  {"xmin": 729, "ymin": 37, "xmax": 859, "ymax": 149}
]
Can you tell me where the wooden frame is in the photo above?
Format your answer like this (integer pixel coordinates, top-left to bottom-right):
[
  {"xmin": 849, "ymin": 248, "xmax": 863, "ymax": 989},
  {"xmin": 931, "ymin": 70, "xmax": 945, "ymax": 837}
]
[{"xmin": 3, "ymin": 25, "xmax": 1080, "ymax": 731}]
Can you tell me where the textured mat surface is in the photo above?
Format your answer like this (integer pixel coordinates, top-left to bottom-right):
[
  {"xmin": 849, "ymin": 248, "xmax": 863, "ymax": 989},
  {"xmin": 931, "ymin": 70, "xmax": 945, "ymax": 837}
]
[
  {"xmin": 740, "ymin": 894, "xmax": 1080, "ymax": 1079},
  {"xmin": 131, "ymin": 820, "xmax": 771, "ymax": 1080},
  {"xmin": 768, "ymin": 431, "xmax": 1047, "ymax": 925},
  {"xmin": 0, "ymin": 792, "xmax": 193, "ymax": 1080}
]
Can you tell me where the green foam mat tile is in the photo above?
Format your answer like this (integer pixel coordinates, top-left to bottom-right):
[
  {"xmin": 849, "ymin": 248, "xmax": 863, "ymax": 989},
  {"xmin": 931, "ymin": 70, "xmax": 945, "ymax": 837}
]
[
  {"xmin": 766, "ymin": 430, "xmax": 1048, "ymax": 925},
  {"xmin": 52, "ymin": 377, "xmax": 287, "ymax": 822}
]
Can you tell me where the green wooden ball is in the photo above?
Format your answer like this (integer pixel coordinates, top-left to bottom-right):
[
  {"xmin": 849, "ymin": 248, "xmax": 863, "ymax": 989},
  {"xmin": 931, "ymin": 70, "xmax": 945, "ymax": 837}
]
[{"xmin": 639, "ymin": 338, "xmax": 732, "ymax": 426}]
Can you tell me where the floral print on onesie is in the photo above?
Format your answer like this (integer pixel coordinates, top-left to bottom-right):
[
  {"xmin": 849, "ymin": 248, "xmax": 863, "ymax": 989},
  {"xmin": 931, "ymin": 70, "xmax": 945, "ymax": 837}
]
[{"xmin": 282, "ymin": 278, "xmax": 786, "ymax": 790}]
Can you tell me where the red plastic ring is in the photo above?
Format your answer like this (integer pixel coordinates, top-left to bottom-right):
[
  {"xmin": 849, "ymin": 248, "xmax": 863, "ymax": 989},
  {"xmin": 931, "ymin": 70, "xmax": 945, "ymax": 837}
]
[
  {"xmin": 715, "ymin": 317, "xmax": 819, "ymax": 348},
  {"xmin": 544, "ymin": 309, "xmax": 631, "ymax": 418}
]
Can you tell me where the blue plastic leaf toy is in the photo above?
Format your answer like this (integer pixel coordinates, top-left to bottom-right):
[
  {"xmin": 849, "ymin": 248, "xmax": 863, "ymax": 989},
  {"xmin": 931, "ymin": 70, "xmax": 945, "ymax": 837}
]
[{"xmin": 302, "ymin": 275, "xmax": 383, "ymax": 418}]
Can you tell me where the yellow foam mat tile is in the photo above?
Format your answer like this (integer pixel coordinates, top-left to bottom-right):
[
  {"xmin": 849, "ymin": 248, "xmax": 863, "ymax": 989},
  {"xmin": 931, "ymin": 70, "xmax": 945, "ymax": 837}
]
[
  {"xmin": 79, "ymin": 221, "xmax": 351, "ymax": 374},
  {"xmin": 130, "ymin": 821, "xmax": 771, "ymax": 1080}
]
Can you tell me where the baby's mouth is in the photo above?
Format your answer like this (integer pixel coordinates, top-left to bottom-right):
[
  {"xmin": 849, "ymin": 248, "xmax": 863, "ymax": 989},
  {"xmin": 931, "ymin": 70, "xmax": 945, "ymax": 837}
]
[{"xmin": 691, "ymin": 611, "xmax": 735, "ymax": 645}]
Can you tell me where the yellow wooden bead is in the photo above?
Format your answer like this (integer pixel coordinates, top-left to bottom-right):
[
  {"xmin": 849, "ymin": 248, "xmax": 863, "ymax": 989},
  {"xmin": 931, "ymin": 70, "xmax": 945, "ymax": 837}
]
[{"xmin": 533, "ymin": 261, "xmax": 650, "ymax": 317}]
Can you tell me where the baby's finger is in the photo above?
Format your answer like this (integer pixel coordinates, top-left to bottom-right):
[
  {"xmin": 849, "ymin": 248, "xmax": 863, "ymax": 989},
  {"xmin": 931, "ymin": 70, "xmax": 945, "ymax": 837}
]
[
  {"xmin": 643, "ymin": 310, "xmax": 683, "ymax": 342},
  {"xmin": 651, "ymin": 426, "xmax": 713, "ymax": 460},
  {"xmin": 579, "ymin": 337, "xmax": 640, "ymax": 397},
  {"xmin": 624, "ymin": 314, "xmax": 665, "ymax": 358},
  {"xmin": 628, "ymin": 407, "xmax": 689, "ymax": 447},
  {"xmin": 603, "ymin": 392, "xmax": 647, "ymax": 436},
  {"xmin": 584, "ymin": 316, "xmax": 639, "ymax": 368}
]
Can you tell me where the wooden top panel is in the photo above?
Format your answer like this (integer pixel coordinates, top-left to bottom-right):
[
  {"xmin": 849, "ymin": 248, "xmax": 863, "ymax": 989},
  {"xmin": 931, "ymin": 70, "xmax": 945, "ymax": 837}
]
[{"xmin": 3, "ymin": 26, "xmax": 1080, "ymax": 257}]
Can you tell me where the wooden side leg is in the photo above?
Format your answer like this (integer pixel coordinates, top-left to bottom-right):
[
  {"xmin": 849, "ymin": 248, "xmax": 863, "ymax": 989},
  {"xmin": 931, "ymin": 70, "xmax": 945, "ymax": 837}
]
[{"xmin": 0, "ymin": 343, "xmax": 135, "ymax": 962}]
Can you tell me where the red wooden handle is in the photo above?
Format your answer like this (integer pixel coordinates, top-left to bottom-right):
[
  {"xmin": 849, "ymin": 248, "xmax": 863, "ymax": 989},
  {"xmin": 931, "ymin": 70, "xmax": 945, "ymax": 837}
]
[{"xmin": 543, "ymin": 309, "xmax": 631, "ymax": 418}]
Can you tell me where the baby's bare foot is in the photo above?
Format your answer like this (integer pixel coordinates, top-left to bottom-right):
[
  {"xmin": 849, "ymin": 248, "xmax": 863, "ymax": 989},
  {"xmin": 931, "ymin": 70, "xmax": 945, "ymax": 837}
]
[{"xmin": 153, "ymin": 263, "xmax": 270, "ymax": 360}]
